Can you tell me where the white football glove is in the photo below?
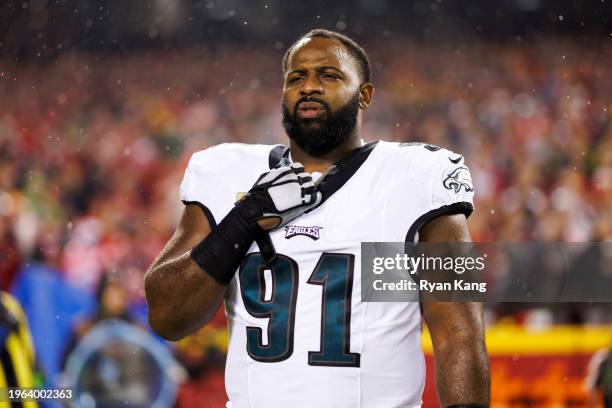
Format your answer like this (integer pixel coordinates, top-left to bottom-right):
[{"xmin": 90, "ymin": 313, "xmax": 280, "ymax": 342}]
[{"xmin": 235, "ymin": 162, "xmax": 322, "ymax": 231}]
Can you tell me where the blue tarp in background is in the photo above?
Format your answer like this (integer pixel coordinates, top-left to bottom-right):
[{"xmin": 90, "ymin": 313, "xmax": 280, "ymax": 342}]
[
  {"xmin": 11, "ymin": 263, "xmax": 96, "ymax": 387},
  {"xmin": 10, "ymin": 263, "xmax": 150, "ymax": 386}
]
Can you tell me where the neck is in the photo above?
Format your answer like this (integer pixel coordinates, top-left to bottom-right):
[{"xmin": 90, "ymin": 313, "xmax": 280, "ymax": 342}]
[{"xmin": 289, "ymin": 131, "xmax": 363, "ymax": 174}]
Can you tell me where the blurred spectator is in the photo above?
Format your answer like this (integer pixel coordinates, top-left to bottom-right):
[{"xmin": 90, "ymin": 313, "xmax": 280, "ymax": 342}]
[
  {"xmin": 0, "ymin": 291, "xmax": 41, "ymax": 407},
  {"xmin": 62, "ymin": 273, "xmax": 138, "ymax": 363},
  {"xmin": 587, "ymin": 347, "xmax": 612, "ymax": 407},
  {"xmin": 0, "ymin": 217, "xmax": 20, "ymax": 291},
  {"xmin": 61, "ymin": 274, "xmax": 182, "ymax": 407}
]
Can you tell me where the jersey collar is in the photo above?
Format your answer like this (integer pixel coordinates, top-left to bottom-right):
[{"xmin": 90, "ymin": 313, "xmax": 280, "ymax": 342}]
[{"xmin": 268, "ymin": 141, "xmax": 379, "ymax": 208}]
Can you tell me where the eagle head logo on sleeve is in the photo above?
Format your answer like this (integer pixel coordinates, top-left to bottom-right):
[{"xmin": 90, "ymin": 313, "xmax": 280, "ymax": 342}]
[{"xmin": 443, "ymin": 166, "xmax": 473, "ymax": 193}]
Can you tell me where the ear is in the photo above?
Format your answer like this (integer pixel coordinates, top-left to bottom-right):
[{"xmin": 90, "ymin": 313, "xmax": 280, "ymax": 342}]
[{"xmin": 358, "ymin": 83, "xmax": 374, "ymax": 109}]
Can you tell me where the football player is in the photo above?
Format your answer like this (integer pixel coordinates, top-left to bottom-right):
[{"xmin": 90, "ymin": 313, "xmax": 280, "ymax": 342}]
[{"xmin": 145, "ymin": 29, "xmax": 489, "ymax": 407}]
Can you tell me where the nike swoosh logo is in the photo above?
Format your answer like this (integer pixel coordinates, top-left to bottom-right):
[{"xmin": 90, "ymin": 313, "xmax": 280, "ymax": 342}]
[{"xmin": 449, "ymin": 155, "xmax": 463, "ymax": 164}]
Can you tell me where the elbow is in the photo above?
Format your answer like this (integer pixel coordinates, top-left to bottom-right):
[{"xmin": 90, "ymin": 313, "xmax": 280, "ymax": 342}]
[
  {"xmin": 148, "ymin": 311, "xmax": 189, "ymax": 341},
  {"xmin": 148, "ymin": 307, "xmax": 217, "ymax": 341},
  {"xmin": 146, "ymin": 294, "xmax": 193, "ymax": 341},
  {"xmin": 144, "ymin": 274, "xmax": 188, "ymax": 341},
  {"xmin": 145, "ymin": 290, "xmax": 216, "ymax": 342},
  {"xmin": 144, "ymin": 267, "xmax": 223, "ymax": 341}
]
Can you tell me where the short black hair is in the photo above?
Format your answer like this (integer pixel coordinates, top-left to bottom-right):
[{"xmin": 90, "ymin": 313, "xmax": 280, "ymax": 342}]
[{"xmin": 282, "ymin": 29, "xmax": 372, "ymax": 83}]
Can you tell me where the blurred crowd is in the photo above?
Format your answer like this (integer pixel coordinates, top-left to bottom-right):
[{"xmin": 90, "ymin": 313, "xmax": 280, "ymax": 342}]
[
  {"xmin": 1, "ymin": 35, "xmax": 611, "ymax": 293},
  {"xmin": 0, "ymin": 35, "xmax": 611, "ymax": 403}
]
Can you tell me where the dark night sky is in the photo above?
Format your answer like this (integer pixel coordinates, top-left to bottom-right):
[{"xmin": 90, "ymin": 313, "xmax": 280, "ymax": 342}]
[{"xmin": 1, "ymin": 0, "xmax": 610, "ymax": 59}]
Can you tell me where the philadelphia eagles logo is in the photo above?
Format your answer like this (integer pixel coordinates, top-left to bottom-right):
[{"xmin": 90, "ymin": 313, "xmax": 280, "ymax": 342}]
[
  {"xmin": 443, "ymin": 166, "xmax": 473, "ymax": 193},
  {"xmin": 284, "ymin": 225, "xmax": 322, "ymax": 240}
]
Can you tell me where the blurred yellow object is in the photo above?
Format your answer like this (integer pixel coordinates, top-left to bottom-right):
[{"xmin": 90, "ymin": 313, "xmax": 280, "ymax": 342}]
[
  {"xmin": 422, "ymin": 323, "xmax": 612, "ymax": 354},
  {"xmin": 422, "ymin": 323, "xmax": 612, "ymax": 407},
  {"xmin": 0, "ymin": 292, "xmax": 39, "ymax": 408},
  {"xmin": 176, "ymin": 324, "xmax": 229, "ymax": 355}
]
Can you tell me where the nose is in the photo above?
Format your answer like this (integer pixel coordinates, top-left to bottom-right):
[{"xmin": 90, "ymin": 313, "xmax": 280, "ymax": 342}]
[{"xmin": 299, "ymin": 74, "xmax": 323, "ymax": 96}]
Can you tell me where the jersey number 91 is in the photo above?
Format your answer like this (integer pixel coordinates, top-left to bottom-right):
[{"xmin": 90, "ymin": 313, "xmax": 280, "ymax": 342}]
[{"xmin": 239, "ymin": 252, "xmax": 360, "ymax": 367}]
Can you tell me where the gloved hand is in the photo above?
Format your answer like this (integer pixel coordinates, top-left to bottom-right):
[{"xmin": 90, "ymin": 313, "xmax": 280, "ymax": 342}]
[
  {"xmin": 191, "ymin": 163, "xmax": 322, "ymax": 285},
  {"xmin": 236, "ymin": 162, "xmax": 322, "ymax": 231}
]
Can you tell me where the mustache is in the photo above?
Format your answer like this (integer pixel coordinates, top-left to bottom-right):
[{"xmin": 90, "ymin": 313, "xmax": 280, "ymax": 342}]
[{"xmin": 294, "ymin": 96, "xmax": 331, "ymax": 115}]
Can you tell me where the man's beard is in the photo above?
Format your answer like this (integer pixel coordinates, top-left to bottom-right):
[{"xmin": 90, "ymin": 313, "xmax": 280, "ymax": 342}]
[{"xmin": 281, "ymin": 92, "xmax": 360, "ymax": 156}]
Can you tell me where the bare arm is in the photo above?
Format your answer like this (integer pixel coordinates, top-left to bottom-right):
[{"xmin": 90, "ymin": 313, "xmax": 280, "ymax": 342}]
[
  {"xmin": 420, "ymin": 213, "xmax": 490, "ymax": 407},
  {"xmin": 145, "ymin": 161, "xmax": 321, "ymax": 341},
  {"xmin": 145, "ymin": 204, "xmax": 226, "ymax": 341}
]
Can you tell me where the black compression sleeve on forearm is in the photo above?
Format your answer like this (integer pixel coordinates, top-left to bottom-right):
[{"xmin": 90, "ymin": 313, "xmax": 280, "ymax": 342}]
[{"xmin": 191, "ymin": 205, "xmax": 262, "ymax": 286}]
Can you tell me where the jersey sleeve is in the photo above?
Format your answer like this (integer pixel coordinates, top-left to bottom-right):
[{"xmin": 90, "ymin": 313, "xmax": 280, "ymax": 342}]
[
  {"xmin": 179, "ymin": 147, "xmax": 234, "ymax": 227},
  {"xmin": 432, "ymin": 153, "xmax": 474, "ymax": 214},
  {"xmin": 406, "ymin": 148, "xmax": 474, "ymax": 242}
]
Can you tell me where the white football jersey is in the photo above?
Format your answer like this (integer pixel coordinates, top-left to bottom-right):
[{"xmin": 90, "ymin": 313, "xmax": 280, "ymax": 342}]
[{"xmin": 180, "ymin": 140, "xmax": 474, "ymax": 408}]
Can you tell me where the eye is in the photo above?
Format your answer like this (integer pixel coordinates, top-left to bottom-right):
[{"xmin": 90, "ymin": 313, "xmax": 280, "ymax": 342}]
[
  {"xmin": 288, "ymin": 76, "xmax": 303, "ymax": 84},
  {"xmin": 321, "ymin": 73, "xmax": 340, "ymax": 80}
]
